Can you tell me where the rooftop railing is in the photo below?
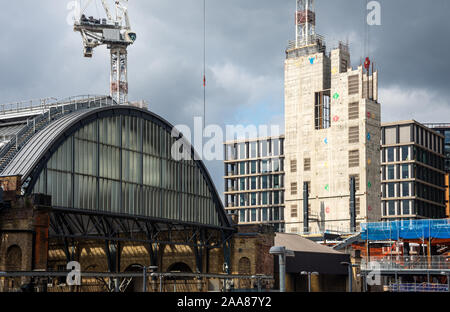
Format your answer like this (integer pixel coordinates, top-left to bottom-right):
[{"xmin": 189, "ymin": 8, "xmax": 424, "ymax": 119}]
[
  {"xmin": 0, "ymin": 95, "xmax": 114, "ymax": 116},
  {"xmin": 361, "ymin": 255, "xmax": 450, "ymax": 271},
  {"xmin": 286, "ymin": 34, "xmax": 325, "ymax": 51}
]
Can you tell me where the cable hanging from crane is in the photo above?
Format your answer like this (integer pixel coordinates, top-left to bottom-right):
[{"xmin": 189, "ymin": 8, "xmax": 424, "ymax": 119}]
[{"xmin": 203, "ymin": 0, "xmax": 207, "ymax": 129}]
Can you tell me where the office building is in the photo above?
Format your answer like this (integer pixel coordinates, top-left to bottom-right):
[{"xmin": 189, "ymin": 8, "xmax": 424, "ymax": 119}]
[
  {"xmin": 381, "ymin": 121, "xmax": 446, "ymax": 219},
  {"xmin": 224, "ymin": 136, "xmax": 285, "ymax": 232}
]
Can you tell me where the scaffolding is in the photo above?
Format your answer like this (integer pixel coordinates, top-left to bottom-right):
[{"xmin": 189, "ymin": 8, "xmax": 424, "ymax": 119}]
[{"xmin": 361, "ymin": 219, "xmax": 450, "ymax": 241}]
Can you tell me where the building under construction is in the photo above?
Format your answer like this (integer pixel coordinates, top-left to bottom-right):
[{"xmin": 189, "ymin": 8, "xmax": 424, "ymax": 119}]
[{"xmin": 284, "ymin": 0, "xmax": 381, "ymax": 235}]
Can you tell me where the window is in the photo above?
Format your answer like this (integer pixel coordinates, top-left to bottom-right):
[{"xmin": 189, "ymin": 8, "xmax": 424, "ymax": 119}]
[
  {"xmin": 401, "ymin": 146, "xmax": 409, "ymax": 161},
  {"xmin": 261, "ymin": 140, "xmax": 269, "ymax": 157},
  {"xmin": 274, "ymin": 192, "xmax": 280, "ymax": 204},
  {"xmin": 291, "ymin": 205, "xmax": 298, "ymax": 218},
  {"xmin": 349, "ymin": 150, "xmax": 360, "ymax": 167},
  {"xmin": 290, "ymin": 159, "xmax": 297, "ymax": 173},
  {"xmin": 388, "ymin": 165, "xmax": 395, "ymax": 180},
  {"xmin": 273, "ymin": 159, "xmax": 280, "ymax": 172},
  {"xmin": 273, "ymin": 175, "xmax": 280, "ymax": 189},
  {"xmin": 261, "ymin": 160, "xmax": 270, "ymax": 173},
  {"xmin": 348, "ymin": 102, "xmax": 359, "ymax": 119},
  {"xmin": 262, "ymin": 176, "xmax": 268, "ymax": 189},
  {"xmin": 402, "ymin": 200, "xmax": 410, "ymax": 215},
  {"xmin": 249, "ymin": 142, "xmax": 257, "ymax": 158},
  {"xmin": 402, "ymin": 182, "xmax": 410, "ymax": 197},
  {"xmin": 348, "ymin": 75, "xmax": 359, "ymax": 95},
  {"xmin": 226, "ymin": 145, "xmax": 236, "ymax": 160},
  {"xmin": 304, "ymin": 158, "xmax": 311, "ymax": 171},
  {"xmin": 239, "ymin": 162, "xmax": 246, "ymax": 175},
  {"xmin": 315, "ymin": 91, "xmax": 331, "ymax": 130},
  {"xmin": 388, "ymin": 201, "xmax": 396, "ymax": 216},
  {"xmin": 250, "ymin": 193, "xmax": 257, "ymax": 206},
  {"xmin": 251, "ymin": 209, "xmax": 257, "ymax": 222},
  {"xmin": 262, "ymin": 208, "xmax": 268, "ymax": 221},
  {"xmin": 399, "ymin": 125, "xmax": 412, "ymax": 143},
  {"xmin": 385, "ymin": 127, "xmax": 397, "ymax": 145},
  {"xmin": 273, "ymin": 207, "xmax": 280, "ymax": 221},
  {"xmin": 272, "ymin": 139, "xmax": 280, "ymax": 156},
  {"xmin": 388, "ymin": 183, "xmax": 396, "ymax": 198},
  {"xmin": 240, "ymin": 194, "xmax": 246, "ymax": 206},
  {"xmin": 349, "ymin": 126, "xmax": 359, "ymax": 144},
  {"xmin": 291, "ymin": 182, "xmax": 298, "ymax": 195},
  {"xmin": 401, "ymin": 164, "xmax": 409, "ymax": 179},
  {"xmin": 261, "ymin": 192, "xmax": 268, "ymax": 205},
  {"xmin": 238, "ymin": 143, "xmax": 246, "ymax": 160},
  {"xmin": 250, "ymin": 161, "xmax": 257, "ymax": 174},
  {"xmin": 250, "ymin": 177, "xmax": 257, "ymax": 190},
  {"xmin": 239, "ymin": 209, "xmax": 245, "ymax": 222},
  {"xmin": 240, "ymin": 178, "xmax": 246, "ymax": 191},
  {"xmin": 387, "ymin": 147, "xmax": 395, "ymax": 162}
]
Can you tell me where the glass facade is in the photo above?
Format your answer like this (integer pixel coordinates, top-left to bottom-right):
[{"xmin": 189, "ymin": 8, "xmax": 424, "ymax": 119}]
[
  {"xmin": 381, "ymin": 122, "xmax": 446, "ymax": 220},
  {"xmin": 224, "ymin": 136, "xmax": 285, "ymax": 232},
  {"xmin": 32, "ymin": 115, "xmax": 221, "ymax": 226}
]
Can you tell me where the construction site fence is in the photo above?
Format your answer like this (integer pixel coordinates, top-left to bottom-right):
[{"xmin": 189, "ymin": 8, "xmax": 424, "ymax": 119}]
[
  {"xmin": 361, "ymin": 255, "xmax": 450, "ymax": 271},
  {"xmin": 388, "ymin": 283, "xmax": 449, "ymax": 292},
  {"xmin": 361, "ymin": 219, "xmax": 450, "ymax": 241}
]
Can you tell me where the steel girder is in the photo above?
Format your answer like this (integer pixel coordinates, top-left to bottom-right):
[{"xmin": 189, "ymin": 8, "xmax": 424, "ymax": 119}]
[{"xmin": 49, "ymin": 208, "xmax": 234, "ymax": 249}]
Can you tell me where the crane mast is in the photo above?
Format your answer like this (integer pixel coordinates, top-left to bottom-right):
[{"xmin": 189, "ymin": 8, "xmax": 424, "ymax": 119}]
[{"xmin": 73, "ymin": 0, "xmax": 136, "ymax": 104}]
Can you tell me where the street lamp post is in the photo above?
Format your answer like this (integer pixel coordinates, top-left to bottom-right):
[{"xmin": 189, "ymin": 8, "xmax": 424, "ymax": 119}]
[
  {"xmin": 301, "ymin": 271, "xmax": 319, "ymax": 292},
  {"xmin": 269, "ymin": 246, "xmax": 295, "ymax": 292},
  {"xmin": 341, "ymin": 262, "xmax": 358, "ymax": 292}
]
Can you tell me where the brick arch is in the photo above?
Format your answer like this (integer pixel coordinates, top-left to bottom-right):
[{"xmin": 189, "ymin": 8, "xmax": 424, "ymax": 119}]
[
  {"xmin": 238, "ymin": 257, "xmax": 251, "ymax": 289},
  {"xmin": 5, "ymin": 245, "xmax": 22, "ymax": 271},
  {"xmin": 238, "ymin": 257, "xmax": 251, "ymax": 274},
  {"xmin": 5, "ymin": 245, "xmax": 22, "ymax": 289},
  {"xmin": 167, "ymin": 262, "xmax": 193, "ymax": 273}
]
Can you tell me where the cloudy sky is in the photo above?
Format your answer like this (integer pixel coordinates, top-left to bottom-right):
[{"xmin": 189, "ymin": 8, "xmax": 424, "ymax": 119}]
[{"xmin": 0, "ymin": 0, "xmax": 449, "ymax": 199}]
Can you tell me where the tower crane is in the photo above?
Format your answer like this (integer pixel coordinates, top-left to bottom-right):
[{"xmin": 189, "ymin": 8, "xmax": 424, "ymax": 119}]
[{"xmin": 73, "ymin": 0, "xmax": 136, "ymax": 104}]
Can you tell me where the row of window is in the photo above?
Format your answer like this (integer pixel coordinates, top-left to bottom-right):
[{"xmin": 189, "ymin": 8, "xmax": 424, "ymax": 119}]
[
  {"xmin": 382, "ymin": 124, "xmax": 444, "ymax": 154},
  {"xmin": 225, "ymin": 159, "xmax": 283, "ymax": 175},
  {"xmin": 382, "ymin": 200, "xmax": 414, "ymax": 216},
  {"xmin": 382, "ymin": 181, "xmax": 444, "ymax": 204},
  {"xmin": 225, "ymin": 138, "xmax": 284, "ymax": 160},
  {"xmin": 382, "ymin": 145, "xmax": 445, "ymax": 171},
  {"xmin": 226, "ymin": 175, "xmax": 284, "ymax": 192},
  {"xmin": 226, "ymin": 191, "xmax": 284, "ymax": 207},
  {"xmin": 237, "ymin": 207, "xmax": 284, "ymax": 223},
  {"xmin": 382, "ymin": 200, "xmax": 446, "ymax": 219}
]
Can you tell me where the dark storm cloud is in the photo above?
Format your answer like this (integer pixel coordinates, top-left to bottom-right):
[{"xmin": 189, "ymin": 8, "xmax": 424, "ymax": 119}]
[{"xmin": 0, "ymin": 0, "xmax": 449, "ymax": 197}]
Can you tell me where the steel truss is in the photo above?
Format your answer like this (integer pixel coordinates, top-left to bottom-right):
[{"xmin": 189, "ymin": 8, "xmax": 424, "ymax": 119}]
[{"xmin": 49, "ymin": 207, "xmax": 235, "ymax": 275}]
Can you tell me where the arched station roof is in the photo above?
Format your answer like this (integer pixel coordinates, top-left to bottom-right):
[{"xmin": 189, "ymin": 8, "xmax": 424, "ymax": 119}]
[{"xmin": 1, "ymin": 105, "xmax": 232, "ymax": 230}]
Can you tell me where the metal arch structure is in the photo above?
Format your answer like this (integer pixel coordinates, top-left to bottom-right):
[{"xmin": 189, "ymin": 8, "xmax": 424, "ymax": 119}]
[
  {"xmin": 1, "ymin": 103, "xmax": 234, "ymax": 274},
  {"xmin": 73, "ymin": 0, "xmax": 136, "ymax": 104}
]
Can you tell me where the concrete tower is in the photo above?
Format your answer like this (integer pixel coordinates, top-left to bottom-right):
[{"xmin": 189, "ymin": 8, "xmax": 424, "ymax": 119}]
[{"xmin": 284, "ymin": 0, "xmax": 381, "ymax": 234}]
